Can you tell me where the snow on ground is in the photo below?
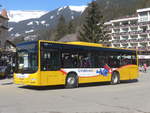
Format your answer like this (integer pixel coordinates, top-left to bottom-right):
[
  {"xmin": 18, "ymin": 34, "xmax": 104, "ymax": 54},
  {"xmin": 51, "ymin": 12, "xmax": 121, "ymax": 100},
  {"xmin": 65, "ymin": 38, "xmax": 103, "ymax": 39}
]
[
  {"xmin": 25, "ymin": 29, "xmax": 34, "ymax": 33},
  {"xmin": 46, "ymin": 24, "xmax": 49, "ymax": 27},
  {"xmin": 24, "ymin": 35, "xmax": 37, "ymax": 40},
  {"xmin": 71, "ymin": 16, "xmax": 74, "ymax": 19},
  {"xmin": 69, "ymin": 6, "xmax": 87, "ymax": 13},
  {"xmin": 35, "ymin": 21, "xmax": 39, "ymax": 25},
  {"xmin": 8, "ymin": 27, "xmax": 14, "ymax": 31},
  {"xmin": 58, "ymin": 7, "xmax": 63, "ymax": 12},
  {"xmin": 50, "ymin": 16, "xmax": 54, "ymax": 19},
  {"xmin": 41, "ymin": 21, "xmax": 46, "ymax": 24},
  {"xmin": 27, "ymin": 21, "xmax": 33, "ymax": 25},
  {"xmin": 15, "ymin": 33, "xmax": 21, "ymax": 37},
  {"xmin": 57, "ymin": 12, "xmax": 59, "ymax": 15}
]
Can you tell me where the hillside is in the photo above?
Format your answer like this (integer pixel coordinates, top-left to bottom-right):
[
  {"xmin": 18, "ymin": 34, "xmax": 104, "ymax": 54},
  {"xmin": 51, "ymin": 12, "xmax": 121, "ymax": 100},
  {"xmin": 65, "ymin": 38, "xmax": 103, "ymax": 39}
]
[
  {"xmin": 96, "ymin": 0, "xmax": 150, "ymax": 21},
  {"xmin": 10, "ymin": 0, "xmax": 150, "ymax": 43}
]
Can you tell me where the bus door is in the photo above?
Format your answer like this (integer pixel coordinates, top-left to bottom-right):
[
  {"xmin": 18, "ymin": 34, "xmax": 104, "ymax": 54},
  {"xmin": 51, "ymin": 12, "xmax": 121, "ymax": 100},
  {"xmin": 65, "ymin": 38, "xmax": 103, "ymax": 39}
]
[
  {"xmin": 118, "ymin": 54, "xmax": 131, "ymax": 80},
  {"xmin": 40, "ymin": 49, "xmax": 62, "ymax": 85},
  {"xmin": 129, "ymin": 55, "xmax": 138, "ymax": 79}
]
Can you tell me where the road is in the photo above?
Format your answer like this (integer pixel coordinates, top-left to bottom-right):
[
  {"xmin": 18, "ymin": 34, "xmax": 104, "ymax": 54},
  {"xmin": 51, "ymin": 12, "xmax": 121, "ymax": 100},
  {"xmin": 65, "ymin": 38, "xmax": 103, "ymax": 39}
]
[{"xmin": 0, "ymin": 70, "xmax": 150, "ymax": 113}]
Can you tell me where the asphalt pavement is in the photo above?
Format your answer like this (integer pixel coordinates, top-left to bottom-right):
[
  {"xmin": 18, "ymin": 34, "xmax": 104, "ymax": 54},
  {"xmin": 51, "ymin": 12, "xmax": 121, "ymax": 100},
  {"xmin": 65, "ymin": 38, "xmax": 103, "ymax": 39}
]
[{"xmin": 0, "ymin": 69, "xmax": 150, "ymax": 113}]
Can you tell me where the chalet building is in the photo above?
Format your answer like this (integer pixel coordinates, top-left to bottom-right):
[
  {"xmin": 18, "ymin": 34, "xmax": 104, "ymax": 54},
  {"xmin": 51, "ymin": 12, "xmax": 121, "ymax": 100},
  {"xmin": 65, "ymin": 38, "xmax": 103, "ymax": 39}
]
[
  {"xmin": 0, "ymin": 9, "xmax": 9, "ymax": 48},
  {"xmin": 106, "ymin": 8, "xmax": 150, "ymax": 65}
]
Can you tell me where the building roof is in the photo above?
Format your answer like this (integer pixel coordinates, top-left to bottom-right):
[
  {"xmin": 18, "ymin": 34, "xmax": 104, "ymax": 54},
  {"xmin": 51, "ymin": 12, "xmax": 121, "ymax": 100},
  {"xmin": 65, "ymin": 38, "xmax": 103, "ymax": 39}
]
[
  {"xmin": 137, "ymin": 8, "xmax": 150, "ymax": 13},
  {"xmin": 110, "ymin": 17, "xmax": 138, "ymax": 23}
]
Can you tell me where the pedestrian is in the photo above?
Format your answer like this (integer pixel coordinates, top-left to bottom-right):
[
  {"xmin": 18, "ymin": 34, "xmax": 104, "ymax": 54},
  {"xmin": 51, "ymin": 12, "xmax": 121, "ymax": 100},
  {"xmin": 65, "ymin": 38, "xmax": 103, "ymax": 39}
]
[
  {"xmin": 5, "ymin": 62, "xmax": 12, "ymax": 78},
  {"xmin": 144, "ymin": 63, "xmax": 147, "ymax": 73},
  {"xmin": 139, "ymin": 64, "xmax": 142, "ymax": 72}
]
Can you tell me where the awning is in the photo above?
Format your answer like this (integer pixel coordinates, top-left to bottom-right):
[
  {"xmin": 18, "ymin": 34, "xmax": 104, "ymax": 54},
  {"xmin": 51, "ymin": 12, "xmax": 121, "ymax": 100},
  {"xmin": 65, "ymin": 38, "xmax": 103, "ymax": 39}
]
[{"xmin": 138, "ymin": 55, "xmax": 150, "ymax": 59}]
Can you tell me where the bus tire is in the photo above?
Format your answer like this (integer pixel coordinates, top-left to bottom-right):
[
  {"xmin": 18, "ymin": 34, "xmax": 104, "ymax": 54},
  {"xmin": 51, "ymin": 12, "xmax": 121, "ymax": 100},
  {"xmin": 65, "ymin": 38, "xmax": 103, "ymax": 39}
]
[
  {"xmin": 65, "ymin": 73, "xmax": 78, "ymax": 88},
  {"xmin": 111, "ymin": 72, "xmax": 120, "ymax": 85}
]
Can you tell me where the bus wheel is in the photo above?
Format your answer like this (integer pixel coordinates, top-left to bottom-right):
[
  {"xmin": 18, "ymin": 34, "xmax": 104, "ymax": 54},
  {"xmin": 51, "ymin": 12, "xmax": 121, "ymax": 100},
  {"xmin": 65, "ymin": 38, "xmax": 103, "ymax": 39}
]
[
  {"xmin": 111, "ymin": 72, "xmax": 120, "ymax": 85},
  {"xmin": 65, "ymin": 73, "xmax": 78, "ymax": 88}
]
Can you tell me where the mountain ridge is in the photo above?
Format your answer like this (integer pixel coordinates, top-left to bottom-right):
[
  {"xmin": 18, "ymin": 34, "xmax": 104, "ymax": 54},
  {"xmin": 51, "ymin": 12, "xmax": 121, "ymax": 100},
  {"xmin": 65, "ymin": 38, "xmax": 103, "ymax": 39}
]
[
  {"xmin": 10, "ymin": 0, "xmax": 150, "ymax": 42},
  {"xmin": 8, "ymin": 5, "xmax": 87, "ymax": 39}
]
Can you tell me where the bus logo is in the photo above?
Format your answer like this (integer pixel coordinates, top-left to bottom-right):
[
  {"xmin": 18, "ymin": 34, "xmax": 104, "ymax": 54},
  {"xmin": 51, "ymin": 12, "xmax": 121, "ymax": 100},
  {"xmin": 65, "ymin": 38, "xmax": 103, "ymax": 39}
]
[{"xmin": 96, "ymin": 64, "xmax": 112, "ymax": 76}]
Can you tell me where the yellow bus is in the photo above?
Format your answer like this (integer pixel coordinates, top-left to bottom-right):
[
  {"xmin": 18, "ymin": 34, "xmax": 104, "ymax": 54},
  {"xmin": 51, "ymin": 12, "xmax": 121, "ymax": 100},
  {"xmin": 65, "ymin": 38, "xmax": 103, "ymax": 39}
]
[{"xmin": 14, "ymin": 40, "xmax": 139, "ymax": 88}]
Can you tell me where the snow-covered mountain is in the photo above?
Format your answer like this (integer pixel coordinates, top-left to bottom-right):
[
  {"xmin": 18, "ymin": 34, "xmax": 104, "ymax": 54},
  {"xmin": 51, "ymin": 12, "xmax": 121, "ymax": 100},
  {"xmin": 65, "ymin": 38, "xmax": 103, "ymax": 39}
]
[
  {"xmin": 8, "ymin": 10, "xmax": 48, "ymax": 22},
  {"xmin": 8, "ymin": 5, "xmax": 87, "ymax": 39},
  {"xmin": 66, "ymin": 6, "xmax": 87, "ymax": 12}
]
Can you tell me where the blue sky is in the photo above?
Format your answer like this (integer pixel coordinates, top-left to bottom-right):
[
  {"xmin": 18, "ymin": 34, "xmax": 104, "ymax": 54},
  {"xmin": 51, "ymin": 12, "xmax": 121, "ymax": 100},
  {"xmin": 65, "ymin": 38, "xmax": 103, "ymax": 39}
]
[{"xmin": 0, "ymin": 0, "xmax": 92, "ymax": 11}]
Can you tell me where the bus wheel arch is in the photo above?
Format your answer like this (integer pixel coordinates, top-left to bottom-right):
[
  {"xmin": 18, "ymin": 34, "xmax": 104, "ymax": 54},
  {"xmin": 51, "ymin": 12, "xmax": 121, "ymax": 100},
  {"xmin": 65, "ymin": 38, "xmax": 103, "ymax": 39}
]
[
  {"xmin": 65, "ymin": 72, "xmax": 78, "ymax": 88},
  {"xmin": 111, "ymin": 71, "xmax": 120, "ymax": 85}
]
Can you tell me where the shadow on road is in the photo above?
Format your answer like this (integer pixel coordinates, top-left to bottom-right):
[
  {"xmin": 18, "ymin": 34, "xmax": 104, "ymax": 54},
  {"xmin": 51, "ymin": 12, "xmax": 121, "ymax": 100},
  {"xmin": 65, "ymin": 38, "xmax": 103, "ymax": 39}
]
[
  {"xmin": 1, "ymin": 82, "xmax": 13, "ymax": 85},
  {"xmin": 0, "ymin": 78, "xmax": 13, "ymax": 85},
  {"xmin": 120, "ymin": 79, "xmax": 138, "ymax": 84},
  {"xmin": 18, "ymin": 79, "xmax": 138, "ymax": 91},
  {"xmin": 19, "ymin": 85, "xmax": 65, "ymax": 91},
  {"xmin": 18, "ymin": 82, "xmax": 111, "ymax": 91}
]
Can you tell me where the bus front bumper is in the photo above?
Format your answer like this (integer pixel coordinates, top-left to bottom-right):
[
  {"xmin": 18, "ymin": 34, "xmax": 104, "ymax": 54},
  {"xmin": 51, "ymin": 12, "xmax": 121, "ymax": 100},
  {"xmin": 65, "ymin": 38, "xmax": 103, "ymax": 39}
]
[{"xmin": 14, "ymin": 73, "xmax": 40, "ymax": 86}]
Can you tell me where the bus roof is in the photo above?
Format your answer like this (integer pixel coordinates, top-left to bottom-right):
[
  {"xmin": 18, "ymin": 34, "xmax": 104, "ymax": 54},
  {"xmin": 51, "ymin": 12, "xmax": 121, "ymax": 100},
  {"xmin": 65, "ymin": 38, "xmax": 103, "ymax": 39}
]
[
  {"xmin": 16, "ymin": 40, "xmax": 136, "ymax": 53},
  {"xmin": 66, "ymin": 41, "xmax": 103, "ymax": 47},
  {"xmin": 39, "ymin": 40, "xmax": 136, "ymax": 53}
]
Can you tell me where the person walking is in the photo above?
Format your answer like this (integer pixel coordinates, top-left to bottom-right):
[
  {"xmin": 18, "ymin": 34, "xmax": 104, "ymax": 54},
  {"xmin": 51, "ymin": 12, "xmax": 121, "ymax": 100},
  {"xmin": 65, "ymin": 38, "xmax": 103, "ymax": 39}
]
[
  {"xmin": 144, "ymin": 63, "xmax": 147, "ymax": 73},
  {"xmin": 5, "ymin": 62, "xmax": 12, "ymax": 78}
]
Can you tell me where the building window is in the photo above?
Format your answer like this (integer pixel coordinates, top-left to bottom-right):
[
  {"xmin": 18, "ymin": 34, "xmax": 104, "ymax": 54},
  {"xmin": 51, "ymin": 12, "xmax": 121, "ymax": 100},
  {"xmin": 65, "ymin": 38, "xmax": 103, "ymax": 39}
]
[{"xmin": 139, "ymin": 12, "xmax": 148, "ymax": 22}]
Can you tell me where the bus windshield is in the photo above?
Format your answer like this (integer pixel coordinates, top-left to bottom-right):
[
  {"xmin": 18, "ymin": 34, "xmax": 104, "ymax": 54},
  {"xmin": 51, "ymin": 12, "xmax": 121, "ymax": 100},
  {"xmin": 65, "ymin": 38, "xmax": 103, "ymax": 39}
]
[{"xmin": 16, "ymin": 41, "xmax": 38, "ymax": 73}]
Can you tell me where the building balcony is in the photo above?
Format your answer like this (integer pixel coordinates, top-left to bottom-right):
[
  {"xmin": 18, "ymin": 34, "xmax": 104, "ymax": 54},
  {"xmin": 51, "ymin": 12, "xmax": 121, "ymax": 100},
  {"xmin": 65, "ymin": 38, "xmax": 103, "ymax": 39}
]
[
  {"xmin": 130, "ymin": 24, "xmax": 138, "ymax": 28},
  {"xmin": 139, "ymin": 42, "xmax": 148, "ymax": 45},
  {"xmin": 112, "ymin": 40, "xmax": 120, "ymax": 44},
  {"xmin": 138, "ymin": 38, "xmax": 150, "ymax": 42},
  {"xmin": 113, "ymin": 44, "xmax": 120, "ymax": 47},
  {"xmin": 119, "ymin": 40, "xmax": 128, "ymax": 44},
  {"xmin": 112, "ymin": 38, "xmax": 150, "ymax": 44},
  {"xmin": 111, "ymin": 29, "xmax": 150, "ymax": 37},
  {"xmin": 138, "ymin": 21, "xmax": 150, "ymax": 26},
  {"xmin": 113, "ymin": 23, "xmax": 139, "ymax": 29},
  {"xmin": 121, "ymin": 43, "xmax": 129, "ymax": 47},
  {"xmin": 147, "ymin": 46, "xmax": 150, "ymax": 50},
  {"xmin": 130, "ymin": 41, "xmax": 138, "ymax": 44}
]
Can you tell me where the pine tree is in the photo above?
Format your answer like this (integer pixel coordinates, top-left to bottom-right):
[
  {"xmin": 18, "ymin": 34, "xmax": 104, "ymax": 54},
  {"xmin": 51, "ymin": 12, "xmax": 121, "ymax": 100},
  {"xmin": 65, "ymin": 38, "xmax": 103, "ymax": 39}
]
[
  {"xmin": 78, "ymin": 0, "xmax": 109, "ymax": 45},
  {"xmin": 67, "ymin": 20, "xmax": 75, "ymax": 34},
  {"xmin": 55, "ymin": 15, "xmax": 67, "ymax": 41},
  {"xmin": 38, "ymin": 29, "xmax": 52, "ymax": 40}
]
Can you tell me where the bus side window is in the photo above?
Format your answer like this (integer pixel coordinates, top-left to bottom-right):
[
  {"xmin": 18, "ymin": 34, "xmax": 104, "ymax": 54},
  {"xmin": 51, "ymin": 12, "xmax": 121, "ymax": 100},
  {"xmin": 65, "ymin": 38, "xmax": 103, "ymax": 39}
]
[
  {"xmin": 41, "ymin": 50, "xmax": 61, "ymax": 71},
  {"xmin": 51, "ymin": 51, "xmax": 61, "ymax": 70},
  {"xmin": 120, "ymin": 54, "xmax": 135, "ymax": 66},
  {"xmin": 61, "ymin": 52, "xmax": 93, "ymax": 68},
  {"xmin": 62, "ymin": 55, "xmax": 73, "ymax": 68},
  {"xmin": 109, "ymin": 56, "xmax": 120, "ymax": 68},
  {"xmin": 80, "ymin": 56, "xmax": 90, "ymax": 68},
  {"xmin": 78, "ymin": 53, "xmax": 92, "ymax": 68},
  {"xmin": 41, "ymin": 51, "xmax": 51, "ymax": 71},
  {"xmin": 62, "ymin": 53, "xmax": 77, "ymax": 68},
  {"xmin": 94, "ymin": 54, "xmax": 105, "ymax": 68},
  {"xmin": 131, "ymin": 55, "xmax": 137, "ymax": 65}
]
